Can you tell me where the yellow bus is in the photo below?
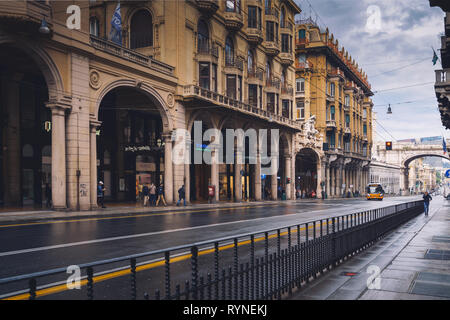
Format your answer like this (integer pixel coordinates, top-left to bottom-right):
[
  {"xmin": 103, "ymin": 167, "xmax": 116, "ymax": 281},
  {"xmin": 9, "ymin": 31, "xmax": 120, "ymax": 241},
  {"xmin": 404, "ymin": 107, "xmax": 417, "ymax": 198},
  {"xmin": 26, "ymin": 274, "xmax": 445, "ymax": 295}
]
[{"xmin": 366, "ymin": 183, "xmax": 384, "ymax": 201}]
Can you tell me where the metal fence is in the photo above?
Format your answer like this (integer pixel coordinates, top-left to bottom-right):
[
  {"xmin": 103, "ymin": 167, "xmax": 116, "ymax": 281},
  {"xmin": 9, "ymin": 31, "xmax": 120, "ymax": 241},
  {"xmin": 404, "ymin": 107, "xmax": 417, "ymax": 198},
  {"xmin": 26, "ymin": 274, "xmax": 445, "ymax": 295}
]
[{"xmin": 0, "ymin": 200, "xmax": 424, "ymax": 300}]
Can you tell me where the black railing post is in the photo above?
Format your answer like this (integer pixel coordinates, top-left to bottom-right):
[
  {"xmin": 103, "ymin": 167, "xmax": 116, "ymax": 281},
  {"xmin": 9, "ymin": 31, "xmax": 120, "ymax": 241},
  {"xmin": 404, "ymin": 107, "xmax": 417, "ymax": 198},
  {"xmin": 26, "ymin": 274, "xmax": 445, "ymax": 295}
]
[
  {"xmin": 233, "ymin": 238, "xmax": 239, "ymax": 299},
  {"xmin": 214, "ymin": 242, "xmax": 219, "ymax": 300},
  {"xmin": 87, "ymin": 266, "xmax": 94, "ymax": 300},
  {"xmin": 130, "ymin": 258, "xmax": 137, "ymax": 300},
  {"xmin": 165, "ymin": 251, "xmax": 171, "ymax": 300},
  {"xmin": 250, "ymin": 234, "xmax": 255, "ymax": 300},
  {"xmin": 28, "ymin": 278, "xmax": 36, "ymax": 300},
  {"xmin": 191, "ymin": 246, "xmax": 199, "ymax": 300}
]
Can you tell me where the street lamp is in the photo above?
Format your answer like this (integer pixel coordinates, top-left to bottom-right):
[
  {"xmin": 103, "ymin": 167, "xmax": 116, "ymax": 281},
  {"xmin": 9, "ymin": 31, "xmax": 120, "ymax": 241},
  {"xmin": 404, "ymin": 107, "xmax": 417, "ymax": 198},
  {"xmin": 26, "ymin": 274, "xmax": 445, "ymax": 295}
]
[
  {"xmin": 387, "ymin": 104, "xmax": 392, "ymax": 114},
  {"xmin": 39, "ymin": 18, "xmax": 50, "ymax": 34}
]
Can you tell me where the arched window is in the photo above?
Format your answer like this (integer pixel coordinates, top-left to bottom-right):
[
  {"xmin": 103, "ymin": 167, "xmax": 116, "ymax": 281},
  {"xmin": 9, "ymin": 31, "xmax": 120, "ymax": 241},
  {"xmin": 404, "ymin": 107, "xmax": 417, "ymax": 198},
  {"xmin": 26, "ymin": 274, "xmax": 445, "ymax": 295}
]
[
  {"xmin": 130, "ymin": 9, "xmax": 153, "ymax": 49},
  {"xmin": 225, "ymin": 36, "xmax": 234, "ymax": 65},
  {"xmin": 89, "ymin": 17, "xmax": 99, "ymax": 37},
  {"xmin": 247, "ymin": 50, "xmax": 254, "ymax": 73},
  {"xmin": 198, "ymin": 19, "xmax": 209, "ymax": 52},
  {"xmin": 281, "ymin": 70, "xmax": 286, "ymax": 87},
  {"xmin": 280, "ymin": 7, "xmax": 285, "ymax": 28}
]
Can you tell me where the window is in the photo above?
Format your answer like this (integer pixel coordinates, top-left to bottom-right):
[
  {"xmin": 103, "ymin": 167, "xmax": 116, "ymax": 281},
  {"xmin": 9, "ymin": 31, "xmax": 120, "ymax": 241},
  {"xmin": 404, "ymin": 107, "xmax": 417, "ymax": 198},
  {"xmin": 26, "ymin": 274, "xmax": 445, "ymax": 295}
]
[
  {"xmin": 363, "ymin": 124, "xmax": 367, "ymax": 134},
  {"xmin": 89, "ymin": 17, "xmax": 99, "ymax": 37},
  {"xmin": 296, "ymin": 78, "xmax": 305, "ymax": 92},
  {"xmin": 212, "ymin": 64, "xmax": 217, "ymax": 92},
  {"xmin": 226, "ymin": 75, "xmax": 236, "ymax": 99},
  {"xmin": 345, "ymin": 114, "xmax": 350, "ymax": 127},
  {"xmin": 248, "ymin": 6, "xmax": 257, "ymax": 28},
  {"xmin": 266, "ymin": 60, "xmax": 271, "ymax": 80},
  {"xmin": 363, "ymin": 108, "xmax": 367, "ymax": 118},
  {"xmin": 280, "ymin": 7, "xmax": 285, "ymax": 28},
  {"xmin": 248, "ymin": 50, "xmax": 254, "ymax": 73},
  {"xmin": 238, "ymin": 76, "xmax": 242, "ymax": 101},
  {"xmin": 281, "ymin": 70, "xmax": 286, "ymax": 88},
  {"xmin": 130, "ymin": 10, "xmax": 153, "ymax": 49},
  {"xmin": 249, "ymin": 84, "xmax": 258, "ymax": 107},
  {"xmin": 266, "ymin": 21, "xmax": 275, "ymax": 41},
  {"xmin": 297, "ymin": 101, "xmax": 305, "ymax": 119},
  {"xmin": 267, "ymin": 93, "xmax": 275, "ymax": 113},
  {"xmin": 225, "ymin": 36, "xmax": 234, "ymax": 65},
  {"xmin": 258, "ymin": 7, "xmax": 262, "ymax": 30},
  {"xmin": 330, "ymin": 105, "xmax": 335, "ymax": 120},
  {"xmin": 330, "ymin": 83, "xmax": 335, "ymax": 97},
  {"xmin": 344, "ymin": 95, "xmax": 350, "ymax": 106},
  {"xmin": 198, "ymin": 19, "xmax": 209, "ymax": 53},
  {"xmin": 281, "ymin": 34, "xmax": 290, "ymax": 52},
  {"xmin": 327, "ymin": 133, "xmax": 335, "ymax": 148},
  {"xmin": 226, "ymin": 0, "xmax": 240, "ymax": 13},
  {"xmin": 199, "ymin": 62, "xmax": 210, "ymax": 90},
  {"xmin": 298, "ymin": 29, "xmax": 306, "ymax": 39},
  {"xmin": 282, "ymin": 100, "xmax": 289, "ymax": 118}
]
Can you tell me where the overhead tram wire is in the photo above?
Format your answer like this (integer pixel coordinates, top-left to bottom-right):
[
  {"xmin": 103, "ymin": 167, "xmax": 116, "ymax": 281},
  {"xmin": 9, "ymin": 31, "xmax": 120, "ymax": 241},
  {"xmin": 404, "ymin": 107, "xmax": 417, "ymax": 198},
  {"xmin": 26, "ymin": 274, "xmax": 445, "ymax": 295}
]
[{"xmin": 373, "ymin": 118, "xmax": 398, "ymax": 142}]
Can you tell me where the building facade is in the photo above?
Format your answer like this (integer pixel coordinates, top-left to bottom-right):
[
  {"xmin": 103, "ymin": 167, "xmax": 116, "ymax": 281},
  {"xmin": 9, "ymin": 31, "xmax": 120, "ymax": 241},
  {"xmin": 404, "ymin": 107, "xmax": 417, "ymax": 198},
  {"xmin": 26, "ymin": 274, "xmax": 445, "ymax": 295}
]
[
  {"xmin": 369, "ymin": 161, "xmax": 401, "ymax": 195},
  {"xmin": 430, "ymin": 0, "xmax": 450, "ymax": 129},
  {"xmin": 0, "ymin": 0, "xmax": 330, "ymax": 210},
  {"xmin": 294, "ymin": 20, "xmax": 373, "ymax": 197}
]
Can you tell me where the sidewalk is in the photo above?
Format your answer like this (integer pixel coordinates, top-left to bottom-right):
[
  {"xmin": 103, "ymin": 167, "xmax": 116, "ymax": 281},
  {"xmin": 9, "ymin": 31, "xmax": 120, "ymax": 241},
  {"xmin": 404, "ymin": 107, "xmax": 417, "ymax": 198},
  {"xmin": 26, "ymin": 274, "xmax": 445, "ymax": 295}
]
[{"xmin": 289, "ymin": 198, "xmax": 450, "ymax": 300}]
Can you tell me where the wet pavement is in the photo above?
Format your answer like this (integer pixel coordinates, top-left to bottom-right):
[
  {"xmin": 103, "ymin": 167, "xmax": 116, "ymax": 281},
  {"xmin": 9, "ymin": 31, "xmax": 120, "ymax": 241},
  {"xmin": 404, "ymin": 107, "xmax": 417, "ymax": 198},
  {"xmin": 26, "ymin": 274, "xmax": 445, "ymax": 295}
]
[
  {"xmin": 289, "ymin": 197, "xmax": 450, "ymax": 300},
  {"xmin": 0, "ymin": 196, "xmax": 431, "ymax": 299}
]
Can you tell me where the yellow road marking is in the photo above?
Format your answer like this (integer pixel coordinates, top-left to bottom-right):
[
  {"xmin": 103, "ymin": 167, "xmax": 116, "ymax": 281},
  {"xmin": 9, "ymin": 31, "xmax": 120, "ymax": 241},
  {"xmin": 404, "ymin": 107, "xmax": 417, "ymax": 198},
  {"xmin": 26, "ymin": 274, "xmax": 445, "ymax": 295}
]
[{"xmin": 3, "ymin": 221, "xmax": 335, "ymax": 300}]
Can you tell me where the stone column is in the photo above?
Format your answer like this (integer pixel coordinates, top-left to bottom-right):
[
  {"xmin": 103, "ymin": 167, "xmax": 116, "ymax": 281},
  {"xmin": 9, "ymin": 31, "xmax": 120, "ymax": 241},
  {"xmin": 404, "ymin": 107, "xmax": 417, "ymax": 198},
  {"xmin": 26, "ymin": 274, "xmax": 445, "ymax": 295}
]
[
  {"xmin": 316, "ymin": 157, "xmax": 323, "ymax": 199},
  {"xmin": 254, "ymin": 148, "xmax": 262, "ymax": 201},
  {"xmin": 163, "ymin": 133, "xmax": 173, "ymax": 204},
  {"xmin": 329, "ymin": 167, "xmax": 334, "ymax": 197},
  {"xmin": 326, "ymin": 164, "xmax": 330, "ymax": 198},
  {"xmin": 3, "ymin": 75, "xmax": 21, "ymax": 206},
  {"xmin": 89, "ymin": 121, "xmax": 101, "ymax": 209},
  {"xmin": 340, "ymin": 164, "xmax": 345, "ymax": 197},
  {"xmin": 285, "ymin": 155, "xmax": 291, "ymax": 200},
  {"xmin": 50, "ymin": 106, "xmax": 67, "ymax": 210},
  {"xmin": 234, "ymin": 146, "xmax": 243, "ymax": 201},
  {"xmin": 271, "ymin": 172, "xmax": 278, "ymax": 200},
  {"xmin": 211, "ymin": 145, "xmax": 219, "ymax": 202}
]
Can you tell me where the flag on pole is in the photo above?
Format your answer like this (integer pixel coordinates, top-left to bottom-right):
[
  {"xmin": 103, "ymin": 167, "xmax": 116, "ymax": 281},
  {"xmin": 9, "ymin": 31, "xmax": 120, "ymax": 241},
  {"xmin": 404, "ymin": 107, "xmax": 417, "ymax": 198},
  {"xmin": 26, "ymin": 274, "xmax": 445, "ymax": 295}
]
[
  {"xmin": 109, "ymin": 2, "xmax": 122, "ymax": 45},
  {"xmin": 443, "ymin": 137, "xmax": 447, "ymax": 155},
  {"xmin": 432, "ymin": 48, "xmax": 439, "ymax": 65}
]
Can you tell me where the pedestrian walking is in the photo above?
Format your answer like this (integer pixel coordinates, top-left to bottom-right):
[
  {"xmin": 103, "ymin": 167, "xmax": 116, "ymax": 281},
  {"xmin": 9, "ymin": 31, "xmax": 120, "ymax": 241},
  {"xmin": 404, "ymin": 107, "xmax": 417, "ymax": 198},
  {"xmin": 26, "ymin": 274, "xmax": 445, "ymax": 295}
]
[
  {"xmin": 142, "ymin": 183, "xmax": 150, "ymax": 207},
  {"xmin": 423, "ymin": 191, "xmax": 432, "ymax": 216},
  {"xmin": 149, "ymin": 182, "xmax": 157, "ymax": 206},
  {"xmin": 156, "ymin": 183, "xmax": 167, "ymax": 206},
  {"xmin": 97, "ymin": 181, "xmax": 106, "ymax": 208},
  {"xmin": 176, "ymin": 185, "xmax": 186, "ymax": 206}
]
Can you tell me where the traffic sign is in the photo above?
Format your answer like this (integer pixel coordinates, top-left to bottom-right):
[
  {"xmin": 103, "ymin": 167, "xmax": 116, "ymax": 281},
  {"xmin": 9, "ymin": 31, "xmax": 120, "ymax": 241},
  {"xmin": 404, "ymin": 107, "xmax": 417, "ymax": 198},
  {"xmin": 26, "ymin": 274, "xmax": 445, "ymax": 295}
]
[{"xmin": 445, "ymin": 169, "xmax": 450, "ymax": 178}]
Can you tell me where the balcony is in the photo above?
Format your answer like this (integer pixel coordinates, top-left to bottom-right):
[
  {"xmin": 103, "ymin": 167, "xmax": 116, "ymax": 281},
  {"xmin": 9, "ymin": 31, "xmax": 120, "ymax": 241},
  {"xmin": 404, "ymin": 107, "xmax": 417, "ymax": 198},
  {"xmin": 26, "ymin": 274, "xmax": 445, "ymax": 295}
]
[
  {"xmin": 224, "ymin": 11, "xmax": 244, "ymax": 31},
  {"xmin": 265, "ymin": 7, "xmax": 279, "ymax": 21},
  {"xmin": 363, "ymin": 134, "xmax": 368, "ymax": 141},
  {"xmin": 281, "ymin": 85, "xmax": 293, "ymax": 96},
  {"xmin": 248, "ymin": 69, "xmax": 264, "ymax": 81},
  {"xmin": 263, "ymin": 39, "xmax": 280, "ymax": 56},
  {"xmin": 295, "ymin": 60, "xmax": 313, "ymax": 70},
  {"xmin": 344, "ymin": 104, "xmax": 350, "ymax": 112},
  {"xmin": 326, "ymin": 120, "xmax": 337, "ymax": 129},
  {"xmin": 326, "ymin": 94, "xmax": 335, "ymax": 102},
  {"xmin": 435, "ymin": 69, "xmax": 450, "ymax": 85},
  {"xmin": 90, "ymin": 36, "xmax": 175, "ymax": 76},
  {"xmin": 344, "ymin": 127, "xmax": 351, "ymax": 135},
  {"xmin": 197, "ymin": 43, "xmax": 219, "ymax": 58},
  {"xmin": 328, "ymin": 67, "xmax": 345, "ymax": 80},
  {"xmin": 295, "ymin": 38, "xmax": 309, "ymax": 48},
  {"xmin": 194, "ymin": 0, "xmax": 219, "ymax": 16},
  {"xmin": 225, "ymin": 57, "xmax": 244, "ymax": 71},
  {"xmin": 265, "ymin": 77, "xmax": 280, "ymax": 90},
  {"xmin": 0, "ymin": 0, "xmax": 52, "ymax": 32},
  {"xmin": 279, "ymin": 52, "xmax": 294, "ymax": 66},
  {"xmin": 182, "ymin": 85, "xmax": 301, "ymax": 130},
  {"xmin": 246, "ymin": 28, "xmax": 264, "ymax": 45}
]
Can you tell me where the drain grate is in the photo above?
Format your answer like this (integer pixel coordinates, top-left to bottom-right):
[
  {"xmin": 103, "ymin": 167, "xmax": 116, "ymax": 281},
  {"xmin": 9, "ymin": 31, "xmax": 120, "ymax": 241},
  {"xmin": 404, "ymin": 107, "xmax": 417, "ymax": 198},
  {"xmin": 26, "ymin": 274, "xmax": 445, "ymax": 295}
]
[
  {"xmin": 416, "ymin": 272, "xmax": 450, "ymax": 284},
  {"xmin": 424, "ymin": 249, "xmax": 450, "ymax": 260},
  {"xmin": 411, "ymin": 282, "xmax": 450, "ymax": 298},
  {"xmin": 431, "ymin": 236, "xmax": 450, "ymax": 243}
]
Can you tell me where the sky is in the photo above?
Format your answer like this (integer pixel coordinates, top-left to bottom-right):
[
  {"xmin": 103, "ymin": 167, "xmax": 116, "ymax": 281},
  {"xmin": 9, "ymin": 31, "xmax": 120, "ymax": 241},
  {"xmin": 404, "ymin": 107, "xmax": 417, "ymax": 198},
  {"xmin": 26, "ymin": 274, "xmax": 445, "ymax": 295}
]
[{"xmin": 294, "ymin": 0, "xmax": 446, "ymax": 142}]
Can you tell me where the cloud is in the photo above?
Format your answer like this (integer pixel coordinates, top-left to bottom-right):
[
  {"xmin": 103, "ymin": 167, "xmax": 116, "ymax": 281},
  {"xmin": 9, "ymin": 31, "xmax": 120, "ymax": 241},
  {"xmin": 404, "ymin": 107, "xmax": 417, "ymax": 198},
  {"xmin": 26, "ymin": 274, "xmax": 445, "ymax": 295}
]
[{"xmin": 295, "ymin": 0, "xmax": 446, "ymax": 140}]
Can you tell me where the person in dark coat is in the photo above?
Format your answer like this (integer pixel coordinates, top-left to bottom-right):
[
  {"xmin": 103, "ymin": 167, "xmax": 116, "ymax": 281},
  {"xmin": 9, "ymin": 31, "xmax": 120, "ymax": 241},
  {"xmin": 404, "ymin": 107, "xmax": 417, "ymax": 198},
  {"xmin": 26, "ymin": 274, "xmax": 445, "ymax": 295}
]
[
  {"xmin": 177, "ymin": 185, "xmax": 186, "ymax": 206},
  {"xmin": 45, "ymin": 183, "xmax": 52, "ymax": 208},
  {"xmin": 423, "ymin": 191, "xmax": 432, "ymax": 216},
  {"xmin": 97, "ymin": 181, "xmax": 106, "ymax": 208}
]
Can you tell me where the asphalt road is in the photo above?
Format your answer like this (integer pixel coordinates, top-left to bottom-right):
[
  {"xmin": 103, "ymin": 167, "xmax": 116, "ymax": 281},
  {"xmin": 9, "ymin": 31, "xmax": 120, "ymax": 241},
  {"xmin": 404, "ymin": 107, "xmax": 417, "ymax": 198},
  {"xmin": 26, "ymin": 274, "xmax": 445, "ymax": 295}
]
[{"xmin": 0, "ymin": 196, "xmax": 423, "ymax": 281}]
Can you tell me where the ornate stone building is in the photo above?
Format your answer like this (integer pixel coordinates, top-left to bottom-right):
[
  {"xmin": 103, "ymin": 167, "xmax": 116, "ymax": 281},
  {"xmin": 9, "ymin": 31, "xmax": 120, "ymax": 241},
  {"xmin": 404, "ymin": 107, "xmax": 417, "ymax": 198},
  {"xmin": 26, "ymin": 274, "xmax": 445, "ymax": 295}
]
[
  {"xmin": 0, "ymin": 0, "xmax": 327, "ymax": 210},
  {"xmin": 295, "ymin": 20, "xmax": 373, "ymax": 197}
]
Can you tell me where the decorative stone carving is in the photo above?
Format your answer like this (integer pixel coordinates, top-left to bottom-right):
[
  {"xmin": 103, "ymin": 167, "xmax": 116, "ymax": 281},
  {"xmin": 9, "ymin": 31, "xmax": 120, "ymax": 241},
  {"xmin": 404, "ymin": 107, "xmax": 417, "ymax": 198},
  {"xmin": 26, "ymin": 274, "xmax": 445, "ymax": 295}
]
[
  {"xmin": 167, "ymin": 93, "xmax": 174, "ymax": 108},
  {"xmin": 89, "ymin": 70, "xmax": 101, "ymax": 89}
]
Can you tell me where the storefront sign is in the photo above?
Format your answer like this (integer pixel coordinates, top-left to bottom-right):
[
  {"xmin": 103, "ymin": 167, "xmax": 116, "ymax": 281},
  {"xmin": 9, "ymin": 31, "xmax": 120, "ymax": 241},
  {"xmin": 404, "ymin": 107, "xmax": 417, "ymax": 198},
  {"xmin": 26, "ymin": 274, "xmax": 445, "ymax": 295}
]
[{"xmin": 125, "ymin": 145, "xmax": 151, "ymax": 152}]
